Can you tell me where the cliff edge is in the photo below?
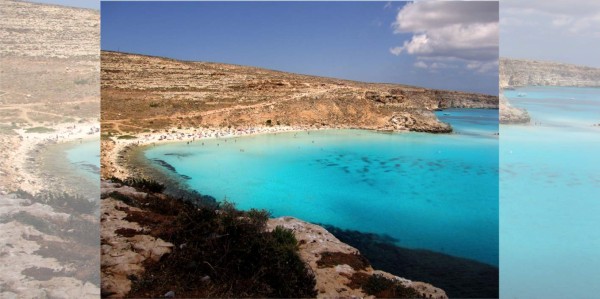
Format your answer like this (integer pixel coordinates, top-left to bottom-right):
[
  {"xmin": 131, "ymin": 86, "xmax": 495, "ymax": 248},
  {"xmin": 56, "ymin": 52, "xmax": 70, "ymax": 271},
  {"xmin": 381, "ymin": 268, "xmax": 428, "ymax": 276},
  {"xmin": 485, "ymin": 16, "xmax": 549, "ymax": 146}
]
[
  {"xmin": 100, "ymin": 179, "xmax": 446, "ymax": 298},
  {"xmin": 500, "ymin": 58, "xmax": 600, "ymax": 89}
]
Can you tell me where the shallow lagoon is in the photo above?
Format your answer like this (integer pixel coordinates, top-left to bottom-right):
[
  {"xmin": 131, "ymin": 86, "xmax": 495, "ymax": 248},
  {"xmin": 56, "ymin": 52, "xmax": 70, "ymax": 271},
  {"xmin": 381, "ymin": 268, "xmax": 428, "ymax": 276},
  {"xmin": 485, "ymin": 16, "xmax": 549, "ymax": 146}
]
[
  {"xmin": 502, "ymin": 87, "xmax": 600, "ymax": 298},
  {"xmin": 66, "ymin": 138, "xmax": 101, "ymax": 182},
  {"xmin": 40, "ymin": 138, "xmax": 100, "ymax": 198},
  {"xmin": 143, "ymin": 109, "xmax": 499, "ymax": 266}
]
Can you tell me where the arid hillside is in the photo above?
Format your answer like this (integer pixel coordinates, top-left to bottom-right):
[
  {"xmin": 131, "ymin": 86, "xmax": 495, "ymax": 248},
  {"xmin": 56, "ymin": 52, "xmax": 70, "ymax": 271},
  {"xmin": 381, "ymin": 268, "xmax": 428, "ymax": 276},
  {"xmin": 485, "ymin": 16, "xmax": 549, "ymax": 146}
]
[
  {"xmin": 500, "ymin": 58, "xmax": 600, "ymax": 89},
  {"xmin": 101, "ymin": 51, "xmax": 498, "ymax": 134},
  {"xmin": 1, "ymin": 0, "xmax": 99, "ymax": 191},
  {"xmin": 0, "ymin": 1, "xmax": 100, "ymax": 297}
]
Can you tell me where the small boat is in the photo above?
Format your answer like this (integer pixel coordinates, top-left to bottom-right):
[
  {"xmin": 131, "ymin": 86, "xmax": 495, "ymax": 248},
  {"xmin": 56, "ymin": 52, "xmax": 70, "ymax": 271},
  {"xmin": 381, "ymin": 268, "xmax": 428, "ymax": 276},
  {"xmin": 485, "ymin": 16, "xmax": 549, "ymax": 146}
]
[
  {"xmin": 517, "ymin": 92, "xmax": 527, "ymax": 97},
  {"xmin": 443, "ymin": 113, "xmax": 451, "ymax": 116}
]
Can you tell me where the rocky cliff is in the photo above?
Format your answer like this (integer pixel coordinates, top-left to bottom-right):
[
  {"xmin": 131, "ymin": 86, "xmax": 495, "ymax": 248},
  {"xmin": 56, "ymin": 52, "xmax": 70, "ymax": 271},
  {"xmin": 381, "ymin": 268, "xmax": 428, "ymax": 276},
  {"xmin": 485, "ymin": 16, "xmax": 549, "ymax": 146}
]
[
  {"xmin": 267, "ymin": 217, "xmax": 447, "ymax": 299},
  {"xmin": 499, "ymin": 58, "xmax": 600, "ymax": 124},
  {"xmin": 101, "ymin": 51, "xmax": 497, "ymax": 134},
  {"xmin": 100, "ymin": 180, "xmax": 446, "ymax": 298},
  {"xmin": 500, "ymin": 58, "xmax": 600, "ymax": 89}
]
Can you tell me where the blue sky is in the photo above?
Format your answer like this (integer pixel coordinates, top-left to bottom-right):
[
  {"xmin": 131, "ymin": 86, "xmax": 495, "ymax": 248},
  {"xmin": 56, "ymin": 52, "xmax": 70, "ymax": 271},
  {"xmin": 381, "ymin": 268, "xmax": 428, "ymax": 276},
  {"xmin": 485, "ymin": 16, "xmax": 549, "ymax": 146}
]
[
  {"xmin": 101, "ymin": 1, "xmax": 498, "ymax": 95},
  {"xmin": 27, "ymin": 0, "xmax": 99, "ymax": 10}
]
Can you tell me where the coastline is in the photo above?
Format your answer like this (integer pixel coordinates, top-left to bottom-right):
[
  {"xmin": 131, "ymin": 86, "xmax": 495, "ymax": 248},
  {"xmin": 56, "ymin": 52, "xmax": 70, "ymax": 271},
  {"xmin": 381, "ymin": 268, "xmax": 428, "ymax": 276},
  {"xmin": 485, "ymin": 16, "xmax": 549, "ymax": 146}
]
[
  {"xmin": 9, "ymin": 121, "xmax": 100, "ymax": 194},
  {"xmin": 101, "ymin": 116, "xmax": 498, "ymax": 298},
  {"xmin": 102, "ymin": 124, "xmax": 414, "ymax": 180}
]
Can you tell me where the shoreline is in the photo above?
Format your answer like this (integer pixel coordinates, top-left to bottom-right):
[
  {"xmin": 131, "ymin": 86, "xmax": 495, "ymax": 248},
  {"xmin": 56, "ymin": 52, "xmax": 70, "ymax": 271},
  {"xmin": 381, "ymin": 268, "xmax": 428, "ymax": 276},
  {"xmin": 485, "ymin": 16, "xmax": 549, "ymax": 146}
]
[
  {"xmin": 9, "ymin": 121, "xmax": 100, "ymax": 194},
  {"xmin": 102, "ymin": 124, "xmax": 413, "ymax": 179}
]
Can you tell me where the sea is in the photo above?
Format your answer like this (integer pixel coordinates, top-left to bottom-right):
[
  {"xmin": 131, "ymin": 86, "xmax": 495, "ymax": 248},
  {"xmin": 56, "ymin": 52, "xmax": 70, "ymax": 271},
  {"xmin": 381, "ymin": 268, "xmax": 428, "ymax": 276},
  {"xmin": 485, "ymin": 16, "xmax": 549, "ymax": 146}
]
[
  {"xmin": 39, "ymin": 137, "xmax": 100, "ymax": 199},
  {"xmin": 501, "ymin": 87, "xmax": 600, "ymax": 298},
  {"xmin": 140, "ymin": 109, "xmax": 500, "ymax": 267}
]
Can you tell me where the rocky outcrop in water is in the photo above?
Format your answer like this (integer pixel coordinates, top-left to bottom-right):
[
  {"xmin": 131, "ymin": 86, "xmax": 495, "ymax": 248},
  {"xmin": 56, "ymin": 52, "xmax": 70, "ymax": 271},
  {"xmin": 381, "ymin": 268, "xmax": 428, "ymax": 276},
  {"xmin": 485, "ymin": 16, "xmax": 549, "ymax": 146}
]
[
  {"xmin": 499, "ymin": 58, "xmax": 600, "ymax": 124},
  {"xmin": 500, "ymin": 94, "xmax": 530, "ymax": 124}
]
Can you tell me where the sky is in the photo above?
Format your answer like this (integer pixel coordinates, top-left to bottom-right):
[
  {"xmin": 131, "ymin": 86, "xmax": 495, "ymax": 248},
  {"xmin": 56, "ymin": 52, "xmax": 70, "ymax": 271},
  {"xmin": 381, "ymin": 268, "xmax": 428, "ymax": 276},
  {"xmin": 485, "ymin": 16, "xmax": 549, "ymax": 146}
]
[
  {"xmin": 26, "ymin": 0, "xmax": 99, "ymax": 10},
  {"xmin": 501, "ymin": 0, "xmax": 600, "ymax": 67},
  {"xmin": 100, "ymin": 1, "xmax": 499, "ymax": 95}
]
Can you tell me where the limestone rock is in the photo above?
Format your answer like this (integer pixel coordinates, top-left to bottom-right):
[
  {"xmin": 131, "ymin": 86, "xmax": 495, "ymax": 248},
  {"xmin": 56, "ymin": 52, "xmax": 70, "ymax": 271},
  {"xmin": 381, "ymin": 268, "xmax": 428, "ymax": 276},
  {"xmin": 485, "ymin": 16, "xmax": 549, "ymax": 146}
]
[
  {"xmin": 267, "ymin": 217, "xmax": 447, "ymax": 299},
  {"xmin": 499, "ymin": 94, "xmax": 530, "ymax": 124}
]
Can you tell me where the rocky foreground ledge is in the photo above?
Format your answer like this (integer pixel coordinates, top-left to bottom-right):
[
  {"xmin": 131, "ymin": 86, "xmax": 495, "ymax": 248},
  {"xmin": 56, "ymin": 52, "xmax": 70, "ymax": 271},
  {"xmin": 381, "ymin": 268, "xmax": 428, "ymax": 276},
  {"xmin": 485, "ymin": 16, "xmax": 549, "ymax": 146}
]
[
  {"xmin": 100, "ymin": 180, "xmax": 446, "ymax": 298},
  {"xmin": 267, "ymin": 217, "xmax": 446, "ymax": 298}
]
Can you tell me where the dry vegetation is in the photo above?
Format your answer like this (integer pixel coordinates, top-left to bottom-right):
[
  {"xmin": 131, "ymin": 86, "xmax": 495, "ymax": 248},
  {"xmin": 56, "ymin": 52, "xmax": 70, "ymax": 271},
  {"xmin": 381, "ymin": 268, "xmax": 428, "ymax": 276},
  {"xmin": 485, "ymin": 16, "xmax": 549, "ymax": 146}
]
[
  {"xmin": 101, "ymin": 51, "xmax": 498, "ymax": 135},
  {"xmin": 0, "ymin": 0, "xmax": 99, "ymax": 190},
  {"xmin": 102, "ymin": 178, "xmax": 317, "ymax": 298}
]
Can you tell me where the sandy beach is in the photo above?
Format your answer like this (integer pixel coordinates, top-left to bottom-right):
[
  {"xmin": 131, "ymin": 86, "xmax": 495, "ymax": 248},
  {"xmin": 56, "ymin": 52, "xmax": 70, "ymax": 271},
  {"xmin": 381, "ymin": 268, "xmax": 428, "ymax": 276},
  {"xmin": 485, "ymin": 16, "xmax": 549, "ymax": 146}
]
[
  {"xmin": 102, "ymin": 124, "xmax": 344, "ymax": 179},
  {"xmin": 3, "ymin": 122, "xmax": 100, "ymax": 194}
]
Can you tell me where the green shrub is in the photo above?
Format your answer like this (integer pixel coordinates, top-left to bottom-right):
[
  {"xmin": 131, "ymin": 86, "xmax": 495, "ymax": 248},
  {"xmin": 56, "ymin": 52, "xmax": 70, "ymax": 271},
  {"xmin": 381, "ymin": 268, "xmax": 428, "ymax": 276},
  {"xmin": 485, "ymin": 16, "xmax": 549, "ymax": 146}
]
[
  {"xmin": 74, "ymin": 78, "xmax": 89, "ymax": 85},
  {"xmin": 117, "ymin": 135, "xmax": 137, "ymax": 140},
  {"xmin": 127, "ymin": 185, "xmax": 316, "ymax": 298},
  {"xmin": 363, "ymin": 274, "xmax": 424, "ymax": 298},
  {"xmin": 121, "ymin": 177, "xmax": 165, "ymax": 193},
  {"xmin": 106, "ymin": 191, "xmax": 139, "ymax": 207},
  {"xmin": 16, "ymin": 189, "xmax": 97, "ymax": 215},
  {"xmin": 25, "ymin": 126, "xmax": 55, "ymax": 133},
  {"xmin": 272, "ymin": 225, "xmax": 298, "ymax": 250}
]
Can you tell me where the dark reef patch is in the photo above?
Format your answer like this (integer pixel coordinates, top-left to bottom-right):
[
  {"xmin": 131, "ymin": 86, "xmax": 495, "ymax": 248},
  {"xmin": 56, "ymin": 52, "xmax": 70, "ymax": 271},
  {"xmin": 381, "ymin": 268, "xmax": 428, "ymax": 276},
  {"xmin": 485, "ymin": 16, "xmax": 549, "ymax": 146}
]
[
  {"xmin": 151, "ymin": 158, "xmax": 177, "ymax": 173},
  {"xmin": 164, "ymin": 152, "xmax": 193, "ymax": 158},
  {"xmin": 321, "ymin": 224, "xmax": 499, "ymax": 299},
  {"xmin": 151, "ymin": 158, "xmax": 192, "ymax": 181},
  {"xmin": 77, "ymin": 162, "xmax": 100, "ymax": 175}
]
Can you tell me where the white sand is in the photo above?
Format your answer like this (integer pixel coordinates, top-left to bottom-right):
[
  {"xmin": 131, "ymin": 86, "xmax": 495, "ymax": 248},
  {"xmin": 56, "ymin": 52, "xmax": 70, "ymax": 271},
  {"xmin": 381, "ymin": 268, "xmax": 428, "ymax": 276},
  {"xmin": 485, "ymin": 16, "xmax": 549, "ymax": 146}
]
[
  {"xmin": 12, "ymin": 122, "xmax": 100, "ymax": 193},
  {"xmin": 104, "ymin": 124, "xmax": 337, "ymax": 179}
]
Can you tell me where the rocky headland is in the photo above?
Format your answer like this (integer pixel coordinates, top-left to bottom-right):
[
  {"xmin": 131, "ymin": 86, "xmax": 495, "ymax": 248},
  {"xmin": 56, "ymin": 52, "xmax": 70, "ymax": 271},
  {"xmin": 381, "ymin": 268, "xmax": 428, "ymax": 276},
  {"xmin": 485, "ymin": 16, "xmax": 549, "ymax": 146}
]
[{"xmin": 499, "ymin": 58, "xmax": 600, "ymax": 124}]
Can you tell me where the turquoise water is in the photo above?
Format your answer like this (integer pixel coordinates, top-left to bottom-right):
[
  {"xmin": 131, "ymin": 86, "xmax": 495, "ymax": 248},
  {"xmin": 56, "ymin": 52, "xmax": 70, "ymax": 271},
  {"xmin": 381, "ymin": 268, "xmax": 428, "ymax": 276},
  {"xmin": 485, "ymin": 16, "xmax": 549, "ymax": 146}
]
[
  {"xmin": 436, "ymin": 108, "xmax": 499, "ymax": 136},
  {"xmin": 501, "ymin": 87, "xmax": 600, "ymax": 298},
  {"xmin": 143, "ymin": 109, "xmax": 499, "ymax": 266},
  {"xmin": 65, "ymin": 138, "xmax": 100, "ymax": 183}
]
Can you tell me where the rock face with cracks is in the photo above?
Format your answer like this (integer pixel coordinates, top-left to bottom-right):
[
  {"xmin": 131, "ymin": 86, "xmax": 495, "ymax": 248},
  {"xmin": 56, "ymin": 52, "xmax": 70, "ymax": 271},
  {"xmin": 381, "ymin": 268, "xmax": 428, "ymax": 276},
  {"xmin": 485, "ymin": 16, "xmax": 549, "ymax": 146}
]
[
  {"xmin": 100, "ymin": 181, "xmax": 174, "ymax": 298},
  {"xmin": 500, "ymin": 58, "xmax": 600, "ymax": 89}
]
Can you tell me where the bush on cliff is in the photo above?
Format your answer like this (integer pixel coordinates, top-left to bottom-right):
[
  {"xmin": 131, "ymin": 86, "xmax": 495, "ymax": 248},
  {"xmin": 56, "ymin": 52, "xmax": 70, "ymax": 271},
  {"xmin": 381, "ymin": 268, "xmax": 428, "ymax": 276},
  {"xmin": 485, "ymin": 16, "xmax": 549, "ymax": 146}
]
[
  {"xmin": 111, "ymin": 185, "xmax": 317, "ymax": 298},
  {"xmin": 110, "ymin": 176, "xmax": 166, "ymax": 193}
]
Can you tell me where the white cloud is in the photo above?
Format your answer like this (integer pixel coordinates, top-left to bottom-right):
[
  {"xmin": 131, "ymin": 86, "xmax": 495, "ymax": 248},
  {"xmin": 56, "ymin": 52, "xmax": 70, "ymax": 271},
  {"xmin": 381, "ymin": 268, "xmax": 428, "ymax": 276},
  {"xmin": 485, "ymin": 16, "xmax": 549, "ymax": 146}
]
[
  {"xmin": 501, "ymin": 0, "xmax": 600, "ymax": 37},
  {"xmin": 414, "ymin": 60, "xmax": 428, "ymax": 69},
  {"xmin": 391, "ymin": 1, "xmax": 499, "ymax": 73}
]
